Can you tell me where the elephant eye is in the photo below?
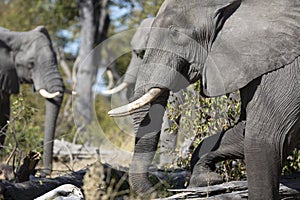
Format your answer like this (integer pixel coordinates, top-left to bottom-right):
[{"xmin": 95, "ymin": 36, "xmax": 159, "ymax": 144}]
[
  {"xmin": 28, "ymin": 62, "xmax": 34, "ymax": 69},
  {"xmin": 169, "ymin": 25, "xmax": 179, "ymax": 37},
  {"xmin": 168, "ymin": 25, "xmax": 190, "ymax": 47}
]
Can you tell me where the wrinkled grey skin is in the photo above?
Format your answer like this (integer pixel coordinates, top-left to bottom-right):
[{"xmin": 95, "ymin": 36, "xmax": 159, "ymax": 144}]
[
  {"xmin": 125, "ymin": 0, "xmax": 300, "ymax": 199},
  {"xmin": 0, "ymin": 26, "xmax": 65, "ymax": 175}
]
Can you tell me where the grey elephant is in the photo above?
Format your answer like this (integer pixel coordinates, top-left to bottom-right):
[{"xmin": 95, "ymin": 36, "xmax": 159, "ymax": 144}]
[
  {"xmin": 0, "ymin": 26, "xmax": 65, "ymax": 175},
  {"xmin": 104, "ymin": 18, "xmax": 190, "ymax": 167},
  {"xmin": 109, "ymin": 0, "xmax": 300, "ymax": 199},
  {"xmin": 103, "ymin": 18, "xmax": 154, "ymax": 96}
]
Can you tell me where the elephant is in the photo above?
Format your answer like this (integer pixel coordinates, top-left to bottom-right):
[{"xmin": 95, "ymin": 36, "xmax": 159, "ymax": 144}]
[
  {"xmin": 0, "ymin": 26, "xmax": 65, "ymax": 175},
  {"xmin": 104, "ymin": 18, "xmax": 191, "ymax": 167},
  {"xmin": 102, "ymin": 18, "xmax": 154, "ymax": 97},
  {"xmin": 108, "ymin": 0, "xmax": 300, "ymax": 199}
]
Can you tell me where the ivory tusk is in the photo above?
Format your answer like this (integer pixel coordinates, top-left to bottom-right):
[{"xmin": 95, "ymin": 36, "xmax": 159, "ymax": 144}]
[
  {"xmin": 106, "ymin": 69, "xmax": 114, "ymax": 90},
  {"xmin": 108, "ymin": 88, "xmax": 163, "ymax": 117},
  {"xmin": 65, "ymin": 88, "xmax": 77, "ymax": 95},
  {"xmin": 39, "ymin": 89, "xmax": 60, "ymax": 99},
  {"xmin": 102, "ymin": 82, "xmax": 128, "ymax": 95}
]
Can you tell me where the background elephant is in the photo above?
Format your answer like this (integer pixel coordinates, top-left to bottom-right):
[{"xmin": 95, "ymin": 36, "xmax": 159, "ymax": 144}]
[
  {"xmin": 104, "ymin": 18, "xmax": 191, "ymax": 167},
  {"xmin": 0, "ymin": 26, "xmax": 65, "ymax": 175},
  {"xmin": 109, "ymin": 0, "xmax": 300, "ymax": 199},
  {"xmin": 102, "ymin": 18, "xmax": 154, "ymax": 97}
]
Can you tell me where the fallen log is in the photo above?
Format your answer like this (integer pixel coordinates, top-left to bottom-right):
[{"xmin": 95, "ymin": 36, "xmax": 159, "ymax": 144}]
[
  {"xmin": 0, "ymin": 162, "xmax": 190, "ymax": 200},
  {"xmin": 2, "ymin": 157, "xmax": 300, "ymax": 200},
  {"xmin": 159, "ymin": 172, "xmax": 300, "ymax": 199},
  {"xmin": 0, "ymin": 170, "xmax": 85, "ymax": 200}
]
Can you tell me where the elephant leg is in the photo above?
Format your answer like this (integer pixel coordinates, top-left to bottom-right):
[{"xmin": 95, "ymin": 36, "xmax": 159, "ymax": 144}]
[
  {"xmin": 244, "ymin": 57, "xmax": 300, "ymax": 200},
  {"xmin": 189, "ymin": 121, "xmax": 245, "ymax": 187},
  {"xmin": 0, "ymin": 93, "xmax": 10, "ymax": 146}
]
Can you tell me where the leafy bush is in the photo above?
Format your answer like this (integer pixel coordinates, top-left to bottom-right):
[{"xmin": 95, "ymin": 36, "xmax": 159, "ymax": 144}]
[
  {"xmin": 282, "ymin": 148, "xmax": 300, "ymax": 175},
  {"xmin": 1, "ymin": 92, "xmax": 43, "ymax": 165},
  {"xmin": 165, "ymin": 81, "xmax": 245, "ymax": 180},
  {"xmin": 168, "ymin": 80, "xmax": 300, "ymax": 181}
]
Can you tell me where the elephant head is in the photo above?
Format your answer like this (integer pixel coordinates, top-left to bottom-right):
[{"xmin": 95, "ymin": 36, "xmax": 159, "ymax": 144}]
[
  {"xmin": 108, "ymin": 0, "xmax": 300, "ymax": 196},
  {"xmin": 0, "ymin": 26, "xmax": 65, "ymax": 175},
  {"xmin": 102, "ymin": 18, "xmax": 154, "ymax": 95}
]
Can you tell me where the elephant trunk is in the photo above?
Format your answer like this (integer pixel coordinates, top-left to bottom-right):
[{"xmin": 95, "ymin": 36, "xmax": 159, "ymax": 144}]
[
  {"xmin": 128, "ymin": 90, "xmax": 169, "ymax": 196},
  {"xmin": 42, "ymin": 96, "xmax": 62, "ymax": 175},
  {"xmin": 36, "ymin": 64, "xmax": 64, "ymax": 176},
  {"xmin": 129, "ymin": 132, "xmax": 160, "ymax": 195}
]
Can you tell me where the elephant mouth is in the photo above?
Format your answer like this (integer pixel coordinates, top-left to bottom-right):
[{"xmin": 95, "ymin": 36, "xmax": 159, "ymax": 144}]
[
  {"xmin": 108, "ymin": 87, "xmax": 164, "ymax": 117},
  {"xmin": 19, "ymin": 76, "xmax": 33, "ymax": 84}
]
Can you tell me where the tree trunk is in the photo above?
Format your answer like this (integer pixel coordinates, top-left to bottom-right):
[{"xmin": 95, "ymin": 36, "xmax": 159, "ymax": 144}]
[{"xmin": 74, "ymin": 0, "xmax": 110, "ymax": 125}]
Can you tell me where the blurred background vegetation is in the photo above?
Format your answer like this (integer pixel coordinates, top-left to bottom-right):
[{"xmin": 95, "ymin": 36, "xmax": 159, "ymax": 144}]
[
  {"xmin": 0, "ymin": 1, "xmax": 299, "ymax": 194},
  {"xmin": 0, "ymin": 0, "xmax": 163, "ymax": 158}
]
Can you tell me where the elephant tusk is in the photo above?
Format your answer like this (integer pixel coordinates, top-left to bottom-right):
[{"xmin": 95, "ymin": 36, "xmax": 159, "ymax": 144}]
[
  {"xmin": 65, "ymin": 88, "xmax": 77, "ymax": 95},
  {"xmin": 108, "ymin": 88, "xmax": 163, "ymax": 117},
  {"xmin": 106, "ymin": 69, "xmax": 114, "ymax": 90},
  {"xmin": 102, "ymin": 82, "xmax": 128, "ymax": 95},
  {"xmin": 39, "ymin": 89, "xmax": 61, "ymax": 99}
]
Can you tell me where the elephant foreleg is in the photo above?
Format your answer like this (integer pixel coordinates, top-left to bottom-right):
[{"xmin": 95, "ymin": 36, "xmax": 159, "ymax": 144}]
[
  {"xmin": 189, "ymin": 121, "xmax": 245, "ymax": 187},
  {"xmin": 244, "ymin": 57, "xmax": 300, "ymax": 200},
  {"xmin": 0, "ymin": 93, "xmax": 10, "ymax": 147}
]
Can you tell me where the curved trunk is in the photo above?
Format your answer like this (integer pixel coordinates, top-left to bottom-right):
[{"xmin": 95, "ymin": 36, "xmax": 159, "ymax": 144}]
[
  {"xmin": 38, "ymin": 67, "xmax": 64, "ymax": 176},
  {"xmin": 42, "ymin": 97, "xmax": 62, "ymax": 175},
  {"xmin": 129, "ymin": 91, "xmax": 169, "ymax": 196}
]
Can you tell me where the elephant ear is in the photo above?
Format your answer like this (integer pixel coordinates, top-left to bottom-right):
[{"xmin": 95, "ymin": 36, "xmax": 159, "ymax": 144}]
[
  {"xmin": 0, "ymin": 45, "xmax": 19, "ymax": 94},
  {"xmin": 202, "ymin": 0, "xmax": 300, "ymax": 97},
  {"xmin": 32, "ymin": 25, "xmax": 52, "ymax": 43}
]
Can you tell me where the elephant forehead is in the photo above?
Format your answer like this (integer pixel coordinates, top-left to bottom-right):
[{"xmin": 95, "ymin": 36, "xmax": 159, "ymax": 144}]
[
  {"xmin": 18, "ymin": 32, "xmax": 51, "ymax": 51},
  {"xmin": 131, "ymin": 21, "xmax": 153, "ymax": 50},
  {"xmin": 146, "ymin": 27, "xmax": 206, "ymax": 61}
]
